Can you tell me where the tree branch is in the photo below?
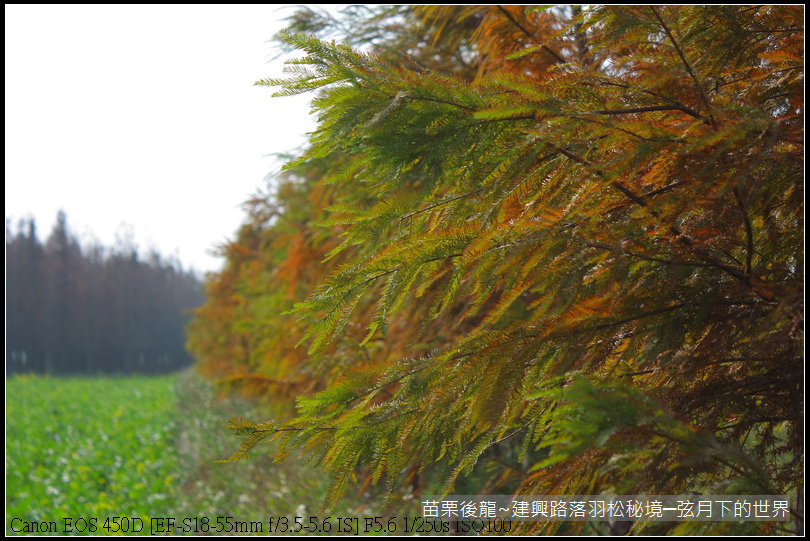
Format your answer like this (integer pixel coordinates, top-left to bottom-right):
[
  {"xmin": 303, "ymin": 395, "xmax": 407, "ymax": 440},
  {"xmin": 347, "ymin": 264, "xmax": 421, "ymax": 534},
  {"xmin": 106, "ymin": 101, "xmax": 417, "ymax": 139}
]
[
  {"xmin": 644, "ymin": 180, "xmax": 687, "ymax": 198},
  {"xmin": 587, "ymin": 104, "xmax": 707, "ymax": 122},
  {"xmin": 400, "ymin": 189, "xmax": 483, "ymax": 221},
  {"xmin": 394, "ymin": 94, "xmax": 478, "ymax": 111},
  {"xmin": 595, "ymin": 79, "xmax": 702, "ymax": 112},
  {"xmin": 586, "ymin": 242, "xmax": 719, "ymax": 268},
  {"xmin": 592, "ymin": 304, "xmax": 686, "ymax": 331},
  {"xmin": 496, "ymin": 5, "xmax": 566, "ymax": 64},
  {"xmin": 649, "ymin": 6, "xmax": 713, "ymax": 117},
  {"xmin": 619, "ymin": 369, "xmax": 656, "ymax": 378},
  {"xmin": 573, "ymin": 114, "xmax": 688, "ymax": 143},
  {"xmin": 348, "ymin": 352, "xmax": 473, "ymax": 406},
  {"xmin": 733, "ymin": 187, "xmax": 754, "ymax": 275},
  {"xmin": 550, "ymin": 143, "xmax": 778, "ymax": 300}
]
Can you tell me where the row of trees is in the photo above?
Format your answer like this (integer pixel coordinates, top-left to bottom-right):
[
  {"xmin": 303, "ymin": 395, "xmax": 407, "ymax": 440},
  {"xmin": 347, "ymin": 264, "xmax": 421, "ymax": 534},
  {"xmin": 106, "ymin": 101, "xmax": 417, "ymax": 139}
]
[
  {"xmin": 188, "ymin": 6, "xmax": 803, "ymax": 534},
  {"xmin": 6, "ymin": 212, "xmax": 204, "ymax": 374}
]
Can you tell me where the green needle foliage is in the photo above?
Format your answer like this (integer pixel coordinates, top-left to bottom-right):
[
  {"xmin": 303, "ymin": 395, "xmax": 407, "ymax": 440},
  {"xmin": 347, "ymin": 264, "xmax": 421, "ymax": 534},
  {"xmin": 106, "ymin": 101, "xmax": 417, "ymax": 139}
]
[{"xmin": 188, "ymin": 6, "xmax": 803, "ymax": 534}]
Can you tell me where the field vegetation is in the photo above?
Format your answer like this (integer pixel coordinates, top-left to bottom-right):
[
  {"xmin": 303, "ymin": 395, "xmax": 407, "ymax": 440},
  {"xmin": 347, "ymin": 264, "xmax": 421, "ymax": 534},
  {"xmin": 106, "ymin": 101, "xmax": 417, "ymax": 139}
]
[{"xmin": 6, "ymin": 372, "xmax": 393, "ymax": 535}]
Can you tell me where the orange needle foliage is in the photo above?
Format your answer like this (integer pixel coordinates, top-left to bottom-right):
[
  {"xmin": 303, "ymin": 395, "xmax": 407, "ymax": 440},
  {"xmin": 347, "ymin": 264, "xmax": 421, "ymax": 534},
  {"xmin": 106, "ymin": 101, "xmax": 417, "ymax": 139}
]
[{"xmin": 187, "ymin": 6, "xmax": 803, "ymax": 534}]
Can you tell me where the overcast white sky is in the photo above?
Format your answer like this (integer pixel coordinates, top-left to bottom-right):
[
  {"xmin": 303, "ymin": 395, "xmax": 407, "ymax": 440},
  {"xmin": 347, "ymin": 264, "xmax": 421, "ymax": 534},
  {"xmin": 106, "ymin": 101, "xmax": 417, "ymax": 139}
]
[{"xmin": 6, "ymin": 5, "xmax": 327, "ymax": 275}]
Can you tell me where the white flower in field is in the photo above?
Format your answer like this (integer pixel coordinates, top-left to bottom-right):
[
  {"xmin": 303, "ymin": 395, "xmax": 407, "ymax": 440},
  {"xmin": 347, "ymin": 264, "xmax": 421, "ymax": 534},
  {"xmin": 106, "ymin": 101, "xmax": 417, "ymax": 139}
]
[
  {"xmin": 148, "ymin": 493, "xmax": 167, "ymax": 503},
  {"xmin": 296, "ymin": 504, "xmax": 306, "ymax": 517},
  {"xmin": 46, "ymin": 486, "xmax": 60, "ymax": 496}
]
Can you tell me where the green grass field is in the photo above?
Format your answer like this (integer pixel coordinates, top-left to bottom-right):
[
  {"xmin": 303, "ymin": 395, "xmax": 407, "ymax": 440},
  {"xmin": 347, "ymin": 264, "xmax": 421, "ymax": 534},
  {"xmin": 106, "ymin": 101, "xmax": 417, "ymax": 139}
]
[
  {"xmin": 7, "ymin": 374, "xmax": 181, "ymax": 529},
  {"xmin": 6, "ymin": 371, "xmax": 393, "ymax": 535},
  {"xmin": 7, "ymin": 373, "xmax": 794, "ymax": 536}
]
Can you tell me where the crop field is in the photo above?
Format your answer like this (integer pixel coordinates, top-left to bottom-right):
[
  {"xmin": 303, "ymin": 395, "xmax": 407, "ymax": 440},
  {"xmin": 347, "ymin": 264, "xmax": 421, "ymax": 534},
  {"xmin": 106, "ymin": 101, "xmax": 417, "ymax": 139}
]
[
  {"xmin": 6, "ymin": 372, "xmax": 387, "ymax": 535},
  {"xmin": 7, "ymin": 374, "xmax": 183, "ymax": 527}
]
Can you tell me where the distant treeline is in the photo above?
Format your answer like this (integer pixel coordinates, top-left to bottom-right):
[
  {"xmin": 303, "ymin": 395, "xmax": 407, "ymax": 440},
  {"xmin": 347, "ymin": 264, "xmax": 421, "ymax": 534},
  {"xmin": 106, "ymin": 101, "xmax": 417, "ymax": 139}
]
[{"xmin": 6, "ymin": 211, "xmax": 205, "ymax": 374}]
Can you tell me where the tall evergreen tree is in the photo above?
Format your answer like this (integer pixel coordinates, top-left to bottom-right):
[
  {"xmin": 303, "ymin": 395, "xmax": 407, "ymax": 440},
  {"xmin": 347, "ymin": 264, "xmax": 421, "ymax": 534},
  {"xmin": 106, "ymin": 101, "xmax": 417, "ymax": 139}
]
[
  {"xmin": 6, "ymin": 213, "xmax": 204, "ymax": 374},
  {"xmin": 190, "ymin": 6, "xmax": 803, "ymax": 534}
]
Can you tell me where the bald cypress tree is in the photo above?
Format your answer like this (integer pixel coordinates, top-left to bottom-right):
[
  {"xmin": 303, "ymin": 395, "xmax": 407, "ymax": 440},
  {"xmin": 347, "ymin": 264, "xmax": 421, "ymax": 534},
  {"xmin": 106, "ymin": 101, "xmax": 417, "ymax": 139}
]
[{"xmin": 191, "ymin": 6, "xmax": 803, "ymax": 534}]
